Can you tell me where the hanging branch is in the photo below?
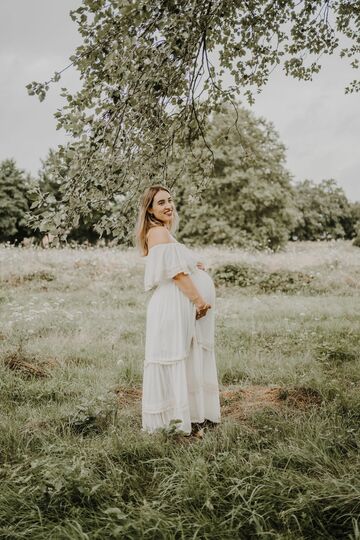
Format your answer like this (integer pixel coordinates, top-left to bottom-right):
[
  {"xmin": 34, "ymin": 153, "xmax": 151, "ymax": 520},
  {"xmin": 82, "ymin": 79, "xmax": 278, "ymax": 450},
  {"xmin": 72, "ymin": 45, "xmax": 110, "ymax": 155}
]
[{"xmin": 26, "ymin": 0, "xmax": 359, "ymax": 240}]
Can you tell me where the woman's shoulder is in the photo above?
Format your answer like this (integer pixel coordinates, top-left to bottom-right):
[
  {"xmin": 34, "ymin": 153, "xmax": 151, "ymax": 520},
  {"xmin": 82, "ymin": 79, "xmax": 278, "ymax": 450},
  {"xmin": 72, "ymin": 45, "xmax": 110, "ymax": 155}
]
[{"xmin": 147, "ymin": 226, "xmax": 173, "ymax": 249}]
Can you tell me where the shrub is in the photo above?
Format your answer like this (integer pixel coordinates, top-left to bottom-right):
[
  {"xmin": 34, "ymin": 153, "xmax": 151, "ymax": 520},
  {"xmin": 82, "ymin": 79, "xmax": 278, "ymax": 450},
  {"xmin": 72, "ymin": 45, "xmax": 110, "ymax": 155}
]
[
  {"xmin": 212, "ymin": 263, "xmax": 314, "ymax": 294},
  {"xmin": 211, "ymin": 263, "xmax": 264, "ymax": 287},
  {"xmin": 352, "ymin": 222, "xmax": 360, "ymax": 247}
]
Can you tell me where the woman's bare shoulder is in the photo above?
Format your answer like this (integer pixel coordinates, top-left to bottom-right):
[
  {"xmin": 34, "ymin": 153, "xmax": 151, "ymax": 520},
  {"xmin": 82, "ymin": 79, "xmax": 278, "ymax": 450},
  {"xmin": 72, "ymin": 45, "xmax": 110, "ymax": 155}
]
[{"xmin": 147, "ymin": 226, "xmax": 172, "ymax": 249}]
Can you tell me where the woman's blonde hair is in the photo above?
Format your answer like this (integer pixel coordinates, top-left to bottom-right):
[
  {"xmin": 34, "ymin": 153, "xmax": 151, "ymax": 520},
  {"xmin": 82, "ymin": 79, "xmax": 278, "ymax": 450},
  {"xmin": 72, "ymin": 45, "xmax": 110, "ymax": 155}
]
[{"xmin": 134, "ymin": 184, "xmax": 179, "ymax": 256}]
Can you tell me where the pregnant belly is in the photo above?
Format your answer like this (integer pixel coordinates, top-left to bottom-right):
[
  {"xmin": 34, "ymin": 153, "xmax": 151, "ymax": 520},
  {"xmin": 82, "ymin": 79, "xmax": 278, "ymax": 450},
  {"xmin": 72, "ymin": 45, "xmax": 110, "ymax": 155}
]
[{"xmin": 191, "ymin": 268, "xmax": 215, "ymax": 305}]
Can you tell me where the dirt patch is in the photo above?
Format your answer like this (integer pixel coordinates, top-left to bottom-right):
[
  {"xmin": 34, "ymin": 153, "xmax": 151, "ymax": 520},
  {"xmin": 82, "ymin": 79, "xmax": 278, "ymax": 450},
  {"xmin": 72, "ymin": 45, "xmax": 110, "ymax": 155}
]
[
  {"xmin": 220, "ymin": 385, "xmax": 322, "ymax": 420},
  {"xmin": 3, "ymin": 352, "xmax": 58, "ymax": 378},
  {"xmin": 115, "ymin": 385, "xmax": 143, "ymax": 408},
  {"xmin": 277, "ymin": 386, "xmax": 323, "ymax": 408},
  {"xmin": 113, "ymin": 384, "xmax": 322, "ymax": 424},
  {"xmin": 220, "ymin": 385, "xmax": 282, "ymax": 421}
]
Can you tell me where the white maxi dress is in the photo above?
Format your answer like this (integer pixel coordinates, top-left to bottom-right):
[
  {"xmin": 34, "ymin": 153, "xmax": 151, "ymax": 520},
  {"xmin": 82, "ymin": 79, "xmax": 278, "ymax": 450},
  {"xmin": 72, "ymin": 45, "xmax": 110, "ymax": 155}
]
[{"xmin": 142, "ymin": 238, "xmax": 221, "ymax": 435}]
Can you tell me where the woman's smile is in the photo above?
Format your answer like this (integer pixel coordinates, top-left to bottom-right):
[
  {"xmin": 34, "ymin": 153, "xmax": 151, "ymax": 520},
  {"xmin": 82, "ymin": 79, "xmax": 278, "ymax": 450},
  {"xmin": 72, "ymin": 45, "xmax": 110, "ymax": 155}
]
[{"xmin": 149, "ymin": 189, "xmax": 175, "ymax": 224}]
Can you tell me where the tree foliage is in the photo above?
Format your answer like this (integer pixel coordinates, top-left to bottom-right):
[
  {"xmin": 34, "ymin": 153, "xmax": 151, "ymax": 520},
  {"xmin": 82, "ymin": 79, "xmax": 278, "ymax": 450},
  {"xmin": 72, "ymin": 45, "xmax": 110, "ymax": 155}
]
[
  {"xmin": 172, "ymin": 104, "xmax": 297, "ymax": 249},
  {"xmin": 26, "ymin": 0, "xmax": 360, "ymax": 239},
  {"xmin": 291, "ymin": 179, "xmax": 355, "ymax": 241},
  {"xmin": 0, "ymin": 160, "xmax": 33, "ymax": 242},
  {"xmin": 349, "ymin": 201, "xmax": 360, "ymax": 246},
  {"xmin": 30, "ymin": 150, "xmax": 136, "ymax": 244}
]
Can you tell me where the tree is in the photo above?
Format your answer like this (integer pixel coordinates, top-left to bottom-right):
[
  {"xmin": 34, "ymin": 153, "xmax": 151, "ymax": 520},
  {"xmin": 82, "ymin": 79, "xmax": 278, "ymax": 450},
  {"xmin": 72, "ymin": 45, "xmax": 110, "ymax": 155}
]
[
  {"xmin": 0, "ymin": 159, "xmax": 33, "ymax": 243},
  {"xmin": 27, "ymin": 0, "xmax": 360, "ymax": 240},
  {"xmin": 350, "ymin": 201, "xmax": 360, "ymax": 228},
  {"xmin": 291, "ymin": 179, "xmax": 354, "ymax": 240},
  {"xmin": 350, "ymin": 201, "xmax": 360, "ymax": 246},
  {"xmin": 172, "ymin": 103, "xmax": 298, "ymax": 249}
]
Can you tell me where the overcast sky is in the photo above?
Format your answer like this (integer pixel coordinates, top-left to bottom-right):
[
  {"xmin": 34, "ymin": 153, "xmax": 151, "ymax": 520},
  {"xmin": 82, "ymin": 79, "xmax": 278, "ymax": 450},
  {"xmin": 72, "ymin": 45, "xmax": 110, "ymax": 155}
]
[{"xmin": 1, "ymin": 1, "xmax": 359, "ymax": 201}]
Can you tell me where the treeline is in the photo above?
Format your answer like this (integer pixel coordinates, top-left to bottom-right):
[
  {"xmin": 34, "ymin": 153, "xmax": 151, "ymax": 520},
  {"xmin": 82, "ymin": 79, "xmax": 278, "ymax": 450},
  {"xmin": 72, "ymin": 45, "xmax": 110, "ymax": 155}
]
[
  {"xmin": 171, "ymin": 106, "xmax": 360, "ymax": 250},
  {"xmin": 1, "ymin": 105, "xmax": 359, "ymax": 249}
]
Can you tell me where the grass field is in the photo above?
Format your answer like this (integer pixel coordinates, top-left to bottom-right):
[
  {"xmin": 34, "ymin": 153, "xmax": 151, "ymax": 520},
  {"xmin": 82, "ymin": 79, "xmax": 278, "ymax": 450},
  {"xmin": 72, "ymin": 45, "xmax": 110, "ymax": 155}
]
[{"xmin": 0, "ymin": 240, "xmax": 359, "ymax": 539}]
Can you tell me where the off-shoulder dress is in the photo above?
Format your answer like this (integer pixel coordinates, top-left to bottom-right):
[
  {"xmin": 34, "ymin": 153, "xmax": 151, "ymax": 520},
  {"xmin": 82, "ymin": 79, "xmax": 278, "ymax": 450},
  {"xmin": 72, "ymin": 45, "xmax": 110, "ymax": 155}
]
[{"xmin": 142, "ymin": 237, "xmax": 221, "ymax": 435}]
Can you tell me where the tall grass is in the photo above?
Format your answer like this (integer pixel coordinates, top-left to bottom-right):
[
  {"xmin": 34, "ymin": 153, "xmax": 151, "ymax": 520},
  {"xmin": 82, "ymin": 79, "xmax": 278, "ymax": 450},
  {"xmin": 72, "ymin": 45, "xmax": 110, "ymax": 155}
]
[{"xmin": 0, "ymin": 240, "xmax": 359, "ymax": 539}]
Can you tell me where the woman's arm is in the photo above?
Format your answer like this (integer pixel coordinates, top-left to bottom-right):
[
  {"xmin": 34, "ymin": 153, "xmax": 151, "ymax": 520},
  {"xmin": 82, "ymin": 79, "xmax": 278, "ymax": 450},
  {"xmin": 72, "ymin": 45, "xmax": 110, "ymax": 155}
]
[
  {"xmin": 147, "ymin": 227, "xmax": 211, "ymax": 318},
  {"xmin": 172, "ymin": 272, "xmax": 211, "ymax": 319}
]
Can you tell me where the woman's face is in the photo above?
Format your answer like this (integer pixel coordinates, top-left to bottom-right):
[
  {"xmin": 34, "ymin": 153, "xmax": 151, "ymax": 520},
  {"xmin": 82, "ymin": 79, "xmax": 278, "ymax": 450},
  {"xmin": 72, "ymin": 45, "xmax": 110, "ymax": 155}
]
[{"xmin": 149, "ymin": 189, "xmax": 175, "ymax": 225}]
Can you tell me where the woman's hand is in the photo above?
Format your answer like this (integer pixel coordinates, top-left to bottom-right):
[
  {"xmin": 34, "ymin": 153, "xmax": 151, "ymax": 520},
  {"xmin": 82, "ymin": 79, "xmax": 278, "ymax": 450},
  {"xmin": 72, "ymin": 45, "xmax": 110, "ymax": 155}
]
[
  {"xmin": 196, "ymin": 261, "xmax": 206, "ymax": 271},
  {"xmin": 195, "ymin": 301, "xmax": 211, "ymax": 320}
]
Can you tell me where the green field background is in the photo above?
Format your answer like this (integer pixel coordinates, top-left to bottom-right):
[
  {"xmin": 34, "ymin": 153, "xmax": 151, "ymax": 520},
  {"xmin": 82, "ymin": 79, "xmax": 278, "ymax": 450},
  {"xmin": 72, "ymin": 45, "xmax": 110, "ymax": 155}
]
[{"xmin": 0, "ymin": 241, "xmax": 359, "ymax": 539}]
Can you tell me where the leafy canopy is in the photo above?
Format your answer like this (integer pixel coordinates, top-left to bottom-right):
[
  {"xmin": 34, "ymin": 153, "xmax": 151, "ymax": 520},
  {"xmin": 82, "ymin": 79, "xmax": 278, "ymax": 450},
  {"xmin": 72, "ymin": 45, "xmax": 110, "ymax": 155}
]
[{"xmin": 27, "ymin": 0, "xmax": 360, "ymax": 239}]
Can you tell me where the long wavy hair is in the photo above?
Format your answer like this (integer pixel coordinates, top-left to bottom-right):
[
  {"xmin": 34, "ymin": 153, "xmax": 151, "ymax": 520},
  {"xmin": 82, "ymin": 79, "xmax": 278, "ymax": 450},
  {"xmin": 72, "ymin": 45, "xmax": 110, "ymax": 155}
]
[{"xmin": 134, "ymin": 185, "xmax": 179, "ymax": 256}]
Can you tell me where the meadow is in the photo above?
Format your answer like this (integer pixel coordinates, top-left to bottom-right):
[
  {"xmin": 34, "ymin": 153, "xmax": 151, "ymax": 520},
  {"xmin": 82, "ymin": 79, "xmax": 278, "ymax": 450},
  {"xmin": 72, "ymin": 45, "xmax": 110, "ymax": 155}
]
[{"xmin": 0, "ymin": 240, "xmax": 359, "ymax": 539}]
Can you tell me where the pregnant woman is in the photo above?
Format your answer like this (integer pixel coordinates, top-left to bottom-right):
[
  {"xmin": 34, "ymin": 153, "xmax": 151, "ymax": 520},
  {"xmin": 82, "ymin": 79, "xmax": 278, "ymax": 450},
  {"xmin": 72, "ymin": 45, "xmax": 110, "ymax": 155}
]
[{"xmin": 135, "ymin": 184, "xmax": 221, "ymax": 436}]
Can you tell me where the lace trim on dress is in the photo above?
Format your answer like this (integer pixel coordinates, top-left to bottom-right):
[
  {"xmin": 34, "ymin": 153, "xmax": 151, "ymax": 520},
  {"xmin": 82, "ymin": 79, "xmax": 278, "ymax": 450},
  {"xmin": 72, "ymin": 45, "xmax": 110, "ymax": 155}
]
[
  {"xmin": 142, "ymin": 401, "xmax": 190, "ymax": 415},
  {"xmin": 144, "ymin": 353, "xmax": 192, "ymax": 366},
  {"xmin": 144, "ymin": 342, "xmax": 214, "ymax": 366}
]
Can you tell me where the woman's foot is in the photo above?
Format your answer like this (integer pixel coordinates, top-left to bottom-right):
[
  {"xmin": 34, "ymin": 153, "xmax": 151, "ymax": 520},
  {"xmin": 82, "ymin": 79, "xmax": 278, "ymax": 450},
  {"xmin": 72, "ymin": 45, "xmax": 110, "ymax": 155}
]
[
  {"xmin": 202, "ymin": 419, "xmax": 219, "ymax": 429},
  {"xmin": 190, "ymin": 419, "xmax": 219, "ymax": 437},
  {"xmin": 190, "ymin": 422, "xmax": 203, "ymax": 437}
]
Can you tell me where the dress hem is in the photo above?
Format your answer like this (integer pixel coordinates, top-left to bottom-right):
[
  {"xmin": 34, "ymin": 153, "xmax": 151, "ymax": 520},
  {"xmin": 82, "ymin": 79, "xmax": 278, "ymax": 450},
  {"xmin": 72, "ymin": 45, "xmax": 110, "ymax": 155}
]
[{"xmin": 141, "ymin": 414, "xmax": 222, "ymax": 434}]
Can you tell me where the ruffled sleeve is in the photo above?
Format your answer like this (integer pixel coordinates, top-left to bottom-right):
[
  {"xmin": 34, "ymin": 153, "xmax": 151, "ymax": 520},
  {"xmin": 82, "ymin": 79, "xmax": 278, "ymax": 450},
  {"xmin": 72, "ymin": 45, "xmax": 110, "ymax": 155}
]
[{"xmin": 144, "ymin": 242, "xmax": 197, "ymax": 291}]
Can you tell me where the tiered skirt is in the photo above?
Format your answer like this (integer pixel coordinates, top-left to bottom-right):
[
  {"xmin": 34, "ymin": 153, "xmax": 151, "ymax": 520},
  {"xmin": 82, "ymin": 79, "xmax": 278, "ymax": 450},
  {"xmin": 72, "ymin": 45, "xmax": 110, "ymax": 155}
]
[{"xmin": 142, "ymin": 334, "xmax": 221, "ymax": 435}]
